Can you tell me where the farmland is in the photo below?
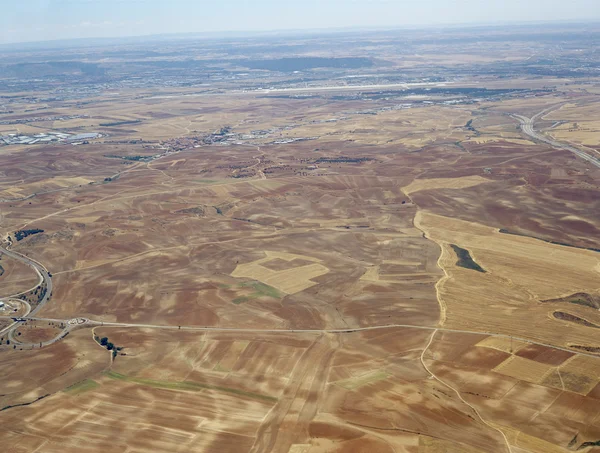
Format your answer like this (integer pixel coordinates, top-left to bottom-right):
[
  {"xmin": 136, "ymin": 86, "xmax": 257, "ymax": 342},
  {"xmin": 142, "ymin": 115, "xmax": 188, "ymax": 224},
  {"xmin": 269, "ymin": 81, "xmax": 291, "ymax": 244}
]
[{"xmin": 1, "ymin": 23, "xmax": 600, "ymax": 453}]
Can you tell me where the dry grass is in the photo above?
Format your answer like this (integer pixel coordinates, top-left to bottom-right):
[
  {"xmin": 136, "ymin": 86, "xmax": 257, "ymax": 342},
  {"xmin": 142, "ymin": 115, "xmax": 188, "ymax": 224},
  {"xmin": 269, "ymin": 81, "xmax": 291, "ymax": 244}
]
[
  {"xmin": 416, "ymin": 211, "xmax": 600, "ymax": 348},
  {"xmin": 402, "ymin": 175, "xmax": 490, "ymax": 195},
  {"xmin": 476, "ymin": 336, "xmax": 529, "ymax": 354},
  {"xmin": 493, "ymin": 355, "xmax": 555, "ymax": 384},
  {"xmin": 231, "ymin": 251, "xmax": 330, "ymax": 294}
]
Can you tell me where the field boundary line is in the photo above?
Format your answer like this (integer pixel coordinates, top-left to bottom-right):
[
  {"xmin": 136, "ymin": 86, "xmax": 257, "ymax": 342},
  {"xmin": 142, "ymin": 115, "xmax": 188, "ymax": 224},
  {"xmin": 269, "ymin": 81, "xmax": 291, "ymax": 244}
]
[{"xmin": 420, "ymin": 329, "xmax": 513, "ymax": 453}]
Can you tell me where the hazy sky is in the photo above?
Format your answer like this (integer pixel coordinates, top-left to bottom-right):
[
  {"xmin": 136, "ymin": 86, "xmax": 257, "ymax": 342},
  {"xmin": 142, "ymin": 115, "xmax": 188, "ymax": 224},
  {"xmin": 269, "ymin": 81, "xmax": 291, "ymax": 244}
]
[{"xmin": 2, "ymin": 0, "xmax": 600, "ymax": 44}]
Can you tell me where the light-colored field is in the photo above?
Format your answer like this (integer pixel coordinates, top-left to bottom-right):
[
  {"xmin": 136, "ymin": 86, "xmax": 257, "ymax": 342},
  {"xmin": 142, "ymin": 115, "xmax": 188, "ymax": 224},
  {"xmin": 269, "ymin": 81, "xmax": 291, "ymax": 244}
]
[
  {"xmin": 467, "ymin": 137, "xmax": 535, "ymax": 145},
  {"xmin": 545, "ymin": 102, "xmax": 600, "ymax": 147},
  {"xmin": 333, "ymin": 370, "xmax": 391, "ymax": 390},
  {"xmin": 231, "ymin": 251, "xmax": 330, "ymax": 294},
  {"xmin": 493, "ymin": 355, "xmax": 555, "ymax": 384},
  {"xmin": 476, "ymin": 336, "xmax": 529, "ymax": 354},
  {"xmin": 402, "ymin": 175, "xmax": 490, "ymax": 195},
  {"xmin": 416, "ymin": 211, "xmax": 600, "ymax": 349}
]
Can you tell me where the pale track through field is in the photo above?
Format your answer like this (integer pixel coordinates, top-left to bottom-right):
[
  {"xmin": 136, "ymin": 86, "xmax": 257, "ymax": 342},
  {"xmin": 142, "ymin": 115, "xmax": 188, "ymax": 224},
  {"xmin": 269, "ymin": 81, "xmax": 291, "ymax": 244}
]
[
  {"xmin": 420, "ymin": 329, "xmax": 513, "ymax": 453},
  {"xmin": 4, "ymin": 172, "xmax": 393, "ymax": 233},
  {"xmin": 51, "ymin": 225, "xmax": 377, "ymax": 276},
  {"xmin": 8, "ymin": 315, "xmax": 600, "ymax": 360}
]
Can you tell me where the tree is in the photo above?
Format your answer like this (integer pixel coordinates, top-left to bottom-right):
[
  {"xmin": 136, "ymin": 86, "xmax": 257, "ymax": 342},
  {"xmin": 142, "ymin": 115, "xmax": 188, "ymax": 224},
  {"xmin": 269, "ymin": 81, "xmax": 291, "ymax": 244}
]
[
  {"xmin": 100, "ymin": 337, "xmax": 108, "ymax": 346},
  {"xmin": 106, "ymin": 342, "xmax": 114, "ymax": 351}
]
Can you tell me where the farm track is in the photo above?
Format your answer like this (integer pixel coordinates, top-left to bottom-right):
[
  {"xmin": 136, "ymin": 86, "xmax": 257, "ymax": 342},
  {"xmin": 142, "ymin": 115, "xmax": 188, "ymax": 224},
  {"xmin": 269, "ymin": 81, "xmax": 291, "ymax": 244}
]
[
  {"xmin": 3, "ymin": 234, "xmax": 600, "ymax": 359},
  {"xmin": 420, "ymin": 330, "xmax": 513, "ymax": 453},
  {"xmin": 5, "ymin": 314, "xmax": 600, "ymax": 359}
]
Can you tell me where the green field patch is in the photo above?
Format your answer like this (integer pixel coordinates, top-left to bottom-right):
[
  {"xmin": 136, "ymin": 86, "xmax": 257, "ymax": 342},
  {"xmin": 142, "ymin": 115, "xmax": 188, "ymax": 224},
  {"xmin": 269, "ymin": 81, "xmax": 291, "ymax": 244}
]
[
  {"xmin": 232, "ymin": 281, "xmax": 282, "ymax": 304},
  {"xmin": 64, "ymin": 379, "xmax": 100, "ymax": 394},
  {"xmin": 240, "ymin": 281, "xmax": 283, "ymax": 298},
  {"xmin": 104, "ymin": 371, "xmax": 276, "ymax": 402},
  {"xmin": 232, "ymin": 296, "xmax": 250, "ymax": 305},
  {"xmin": 334, "ymin": 370, "xmax": 391, "ymax": 390}
]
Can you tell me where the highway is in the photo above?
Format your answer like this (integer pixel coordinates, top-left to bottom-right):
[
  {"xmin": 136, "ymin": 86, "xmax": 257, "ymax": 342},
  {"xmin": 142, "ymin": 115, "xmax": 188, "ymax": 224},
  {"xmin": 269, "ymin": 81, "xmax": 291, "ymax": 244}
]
[
  {"xmin": 512, "ymin": 108, "xmax": 600, "ymax": 169},
  {"xmin": 0, "ymin": 246, "xmax": 53, "ymax": 343}
]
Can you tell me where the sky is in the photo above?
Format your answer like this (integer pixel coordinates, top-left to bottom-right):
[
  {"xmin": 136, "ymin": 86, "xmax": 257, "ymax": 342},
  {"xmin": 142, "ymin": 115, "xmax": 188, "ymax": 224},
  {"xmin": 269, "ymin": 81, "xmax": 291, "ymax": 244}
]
[{"xmin": 1, "ymin": 0, "xmax": 600, "ymax": 44}]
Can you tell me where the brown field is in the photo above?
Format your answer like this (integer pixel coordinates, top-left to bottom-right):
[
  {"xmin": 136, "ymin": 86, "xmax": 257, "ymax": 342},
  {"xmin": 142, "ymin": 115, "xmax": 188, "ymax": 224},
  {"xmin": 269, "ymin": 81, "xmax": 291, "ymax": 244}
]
[
  {"xmin": 0, "ymin": 252, "xmax": 39, "ymax": 296},
  {"xmin": 1, "ymin": 35, "xmax": 600, "ymax": 453}
]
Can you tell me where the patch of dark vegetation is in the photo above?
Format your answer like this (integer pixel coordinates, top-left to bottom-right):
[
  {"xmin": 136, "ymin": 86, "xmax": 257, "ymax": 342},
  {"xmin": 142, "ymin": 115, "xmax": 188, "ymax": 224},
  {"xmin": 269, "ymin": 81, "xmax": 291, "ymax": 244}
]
[
  {"xmin": 553, "ymin": 312, "xmax": 599, "ymax": 329},
  {"xmin": 14, "ymin": 229, "xmax": 44, "ymax": 241},
  {"xmin": 94, "ymin": 335, "xmax": 124, "ymax": 359},
  {"xmin": 104, "ymin": 154, "xmax": 150, "ymax": 162},
  {"xmin": 450, "ymin": 244, "xmax": 486, "ymax": 273},
  {"xmin": 569, "ymin": 435, "xmax": 578, "ymax": 448},
  {"xmin": 214, "ymin": 126, "xmax": 231, "ymax": 136},
  {"xmin": 0, "ymin": 393, "xmax": 50, "ymax": 412},
  {"xmin": 499, "ymin": 229, "xmax": 600, "ymax": 253},
  {"xmin": 578, "ymin": 440, "xmax": 600, "ymax": 450},
  {"xmin": 99, "ymin": 119, "xmax": 141, "ymax": 127},
  {"xmin": 314, "ymin": 156, "xmax": 374, "ymax": 164},
  {"xmin": 0, "ymin": 264, "xmax": 4, "ymax": 276},
  {"xmin": 17, "ymin": 280, "xmax": 48, "ymax": 310},
  {"xmin": 213, "ymin": 202, "xmax": 235, "ymax": 216},
  {"xmin": 232, "ymin": 217, "xmax": 284, "ymax": 229},
  {"xmin": 464, "ymin": 119, "xmax": 480, "ymax": 135},
  {"xmin": 231, "ymin": 171, "xmax": 256, "ymax": 179},
  {"xmin": 242, "ymin": 57, "xmax": 374, "ymax": 72},
  {"xmin": 541, "ymin": 292, "xmax": 600, "ymax": 310},
  {"xmin": 337, "ymin": 225, "xmax": 370, "ymax": 229},
  {"xmin": 176, "ymin": 206, "xmax": 206, "ymax": 217},
  {"xmin": 570, "ymin": 345, "xmax": 600, "ymax": 354}
]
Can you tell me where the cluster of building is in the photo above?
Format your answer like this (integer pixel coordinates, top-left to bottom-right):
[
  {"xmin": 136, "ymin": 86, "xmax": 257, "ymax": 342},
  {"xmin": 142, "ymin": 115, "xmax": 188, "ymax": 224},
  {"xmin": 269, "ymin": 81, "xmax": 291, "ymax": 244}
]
[
  {"xmin": 0, "ymin": 132, "xmax": 101, "ymax": 146},
  {"xmin": 0, "ymin": 114, "xmax": 88, "ymax": 126}
]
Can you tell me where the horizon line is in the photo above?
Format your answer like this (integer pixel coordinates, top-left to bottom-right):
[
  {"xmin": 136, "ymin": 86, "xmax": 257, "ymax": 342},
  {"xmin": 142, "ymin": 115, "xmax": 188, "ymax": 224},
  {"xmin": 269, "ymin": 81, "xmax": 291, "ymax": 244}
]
[{"xmin": 2, "ymin": 18, "xmax": 600, "ymax": 48}]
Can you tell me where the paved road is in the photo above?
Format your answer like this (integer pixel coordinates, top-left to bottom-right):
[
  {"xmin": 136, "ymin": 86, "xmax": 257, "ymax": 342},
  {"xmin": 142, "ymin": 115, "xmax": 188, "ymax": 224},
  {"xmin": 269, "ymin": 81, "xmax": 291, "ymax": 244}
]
[
  {"xmin": 0, "ymin": 246, "xmax": 53, "ymax": 343},
  {"xmin": 1, "ymin": 246, "xmax": 598, "ymax": 360},
  {"xmin": 0, "ymin": 300, "xmax": 31, "ymax": 336},
  {"xmin": 4, "ymin": 315, "xmax": 599, "ymax": 360},
  {"xmin": 513, "ymin": 108, "xmax": 600, "ymax": 168}
]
